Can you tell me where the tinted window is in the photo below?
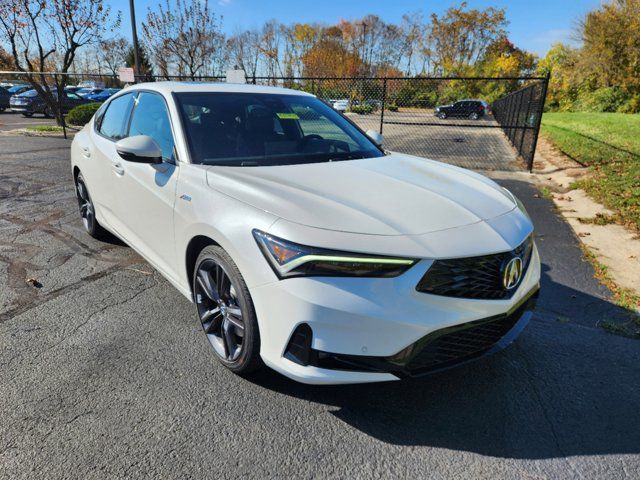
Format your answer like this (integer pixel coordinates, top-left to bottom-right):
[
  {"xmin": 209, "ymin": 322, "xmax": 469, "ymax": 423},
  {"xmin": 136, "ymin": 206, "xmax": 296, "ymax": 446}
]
[
  {"xmin": 175, "ymin": 92, "xmax": 383, "ymax": 166},
  {"xmin": 128, "ymin": 92, "xmax": 175, "ymax": 161},
  {"xmin": 99, "ymin": 93, "xmax": 134, "ymax": 140}
]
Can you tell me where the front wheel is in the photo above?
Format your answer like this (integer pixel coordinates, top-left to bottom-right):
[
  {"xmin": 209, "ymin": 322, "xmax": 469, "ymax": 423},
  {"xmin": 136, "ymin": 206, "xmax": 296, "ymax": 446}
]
[
  {"xmin": 193, "ymin": 245, "xmax": 262, "ymax": 375},
  {"xmin": 438, "ymin": 112, "xmax": 447, "ymax": 119},
  {"xmin": 22, "ymin": 112, "xmax": 33, "ymax": 118}
]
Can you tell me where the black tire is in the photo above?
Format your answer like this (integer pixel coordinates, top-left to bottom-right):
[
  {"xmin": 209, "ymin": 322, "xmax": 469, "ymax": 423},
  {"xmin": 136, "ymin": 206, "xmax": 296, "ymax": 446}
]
[
  {"xmin": 74, "ymin": 172, "xmax": 107, "ymax": 239},
  {"xmin": 193, "ymin": 245, "xmax": 262, "ymax": 375},
  {"xmin": 22, "ymin": 112, "xmax": 33, "ymax": 118},
  {"xmin": 438, "ymin": 112, "xmax": 447, "ymax": 119},
  {"xmin": 0, "ymin": 107, "xmax": 5, "ymax": 113}
]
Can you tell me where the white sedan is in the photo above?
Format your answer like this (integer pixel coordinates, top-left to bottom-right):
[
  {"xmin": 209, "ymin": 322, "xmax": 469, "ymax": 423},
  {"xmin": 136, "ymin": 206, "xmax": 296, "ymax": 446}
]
[{"xmin": 71, "ymin": 82, "xmax": 540, "ymax": 385}]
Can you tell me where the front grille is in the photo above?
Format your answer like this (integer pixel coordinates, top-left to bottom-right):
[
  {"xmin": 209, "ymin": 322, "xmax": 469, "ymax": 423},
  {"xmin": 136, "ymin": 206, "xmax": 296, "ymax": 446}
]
[
  {"xmin": 416, "ymin": 236, "xmax": 533, "ymax": 299},
  {"xmin": 403, "ymin": 311, "xmax": 523, "ymax": 374}
]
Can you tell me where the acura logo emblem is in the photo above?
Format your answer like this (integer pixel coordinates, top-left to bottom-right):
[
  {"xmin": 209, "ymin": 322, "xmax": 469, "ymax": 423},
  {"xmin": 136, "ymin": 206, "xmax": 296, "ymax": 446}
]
[{"xmin": 502, "ymin": 256, "xmax": 523, "ymax": 290}]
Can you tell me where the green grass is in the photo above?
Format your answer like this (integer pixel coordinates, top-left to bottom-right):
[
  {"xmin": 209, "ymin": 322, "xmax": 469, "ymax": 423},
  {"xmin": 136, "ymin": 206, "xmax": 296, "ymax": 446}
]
[
  {"xmin": 541, "ymin": 112, "xmax": 640, "ymax": 232},
  {"xmin": 26, "ymin": 125, "xmax": 64, "ymax": 132}
]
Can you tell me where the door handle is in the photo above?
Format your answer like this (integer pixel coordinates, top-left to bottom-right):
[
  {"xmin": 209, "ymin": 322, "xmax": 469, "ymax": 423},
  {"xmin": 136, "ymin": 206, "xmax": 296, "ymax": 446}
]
[{"xmin": 112, "ymin": 163, "xmax": 125, "ymax": 175}]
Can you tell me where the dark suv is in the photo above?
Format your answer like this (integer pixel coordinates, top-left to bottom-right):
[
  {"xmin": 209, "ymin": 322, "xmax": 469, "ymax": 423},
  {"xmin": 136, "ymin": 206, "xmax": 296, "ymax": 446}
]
[
  {"xmin": 10, "ymin": 89, "xmax": 88, "ymax": 117},
  {"xmin": 434, "ymin": 100, "xmax": 488, "ymax": 120}
]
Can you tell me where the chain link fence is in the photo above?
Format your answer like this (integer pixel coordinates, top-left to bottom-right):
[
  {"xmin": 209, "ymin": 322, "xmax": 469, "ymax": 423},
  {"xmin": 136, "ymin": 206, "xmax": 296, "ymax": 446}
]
[{"xmin": 1, "ymin": 71, "xmax": 548, "ymax": 171}]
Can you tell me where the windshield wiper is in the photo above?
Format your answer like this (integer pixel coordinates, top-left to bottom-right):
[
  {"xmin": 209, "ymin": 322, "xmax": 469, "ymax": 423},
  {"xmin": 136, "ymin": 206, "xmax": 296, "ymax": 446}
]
[{"xmin": 328, "ymin": 153, "xmax": 366, "ymax": 162}]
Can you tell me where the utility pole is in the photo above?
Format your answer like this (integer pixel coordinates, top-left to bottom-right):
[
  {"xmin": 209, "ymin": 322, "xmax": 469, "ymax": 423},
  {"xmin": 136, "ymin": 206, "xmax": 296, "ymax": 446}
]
[{"xmin": 129, "ymin": 0, "xmax": 141, "ymax": 79}]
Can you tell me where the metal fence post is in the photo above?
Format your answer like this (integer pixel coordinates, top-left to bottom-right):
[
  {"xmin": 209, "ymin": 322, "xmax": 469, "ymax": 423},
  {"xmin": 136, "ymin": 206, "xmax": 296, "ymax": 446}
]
[
  {"xmin": 379, "ymin": 78, "xmax": 387, "ymax": 135},
  {"xmin": 527, "ymin": 72, "xmax": 551, "ymax": 172}
]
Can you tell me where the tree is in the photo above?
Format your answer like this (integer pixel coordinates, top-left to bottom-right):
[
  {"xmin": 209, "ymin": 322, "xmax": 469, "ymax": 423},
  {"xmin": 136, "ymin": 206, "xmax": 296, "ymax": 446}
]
[
  {"xmin": 228, "ymin": 29, "xmax": 261, "ymax": 80},
  {"xmin": 537, "ymin": 43, "xmax": 579, "ymax": 111},
  {"xmin": 0, "ymin": 0, "xmax": 117, "ymax": 128},
  {"xmin": 579, "ymin": 0, "xmax": 640, "ymax": 95},
  {"xmin": 429, "ymin": 2, "xmax": 508, "ymax": 74},
  {"xmin": 142, "ymin": 0, "xmax": 224, "ymax": 79},
  {"xmin": 125, "ymin": 46, "xmax": 154, "ymax": 81},
  {"xmin": 0, "ymin": 46, "xmax": 13, "ymax": 70},
  {"xmin": 98, "ymin": 37, "xmax": 131, "ymax": 76}
]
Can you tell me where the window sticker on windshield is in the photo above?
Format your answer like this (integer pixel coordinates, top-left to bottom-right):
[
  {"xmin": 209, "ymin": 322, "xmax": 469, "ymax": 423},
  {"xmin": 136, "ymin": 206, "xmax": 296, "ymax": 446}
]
[{"xmin": 276, "ymin": 112, "xmax": 299, "ymax": 120}]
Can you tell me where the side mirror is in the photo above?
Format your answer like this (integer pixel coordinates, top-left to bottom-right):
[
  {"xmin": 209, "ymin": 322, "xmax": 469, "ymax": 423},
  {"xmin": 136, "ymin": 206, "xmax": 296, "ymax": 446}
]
[
  {"xmin": 115, "ymin": 135, "xmax": 162, "ymax": 164},
  {"xmin": 365, "ymin": 129, "xmax": 384, "ymax": 147}
]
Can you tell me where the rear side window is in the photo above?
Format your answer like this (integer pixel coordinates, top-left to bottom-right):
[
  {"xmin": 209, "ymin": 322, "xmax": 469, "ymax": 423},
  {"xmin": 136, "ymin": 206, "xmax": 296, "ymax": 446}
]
[{"xmin": 99, "ymin": 93, "xmax": 134, "ymax": 140}]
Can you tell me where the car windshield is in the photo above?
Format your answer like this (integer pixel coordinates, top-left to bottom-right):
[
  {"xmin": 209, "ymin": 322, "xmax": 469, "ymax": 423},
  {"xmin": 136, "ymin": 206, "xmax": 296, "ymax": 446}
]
[
  {"xmin": 175, "ymin": 92, "xmax": 384, "ymax": 166},
  {"xmin": 20, "ymin": 89, "xmax": 39, "ymax": 97}
]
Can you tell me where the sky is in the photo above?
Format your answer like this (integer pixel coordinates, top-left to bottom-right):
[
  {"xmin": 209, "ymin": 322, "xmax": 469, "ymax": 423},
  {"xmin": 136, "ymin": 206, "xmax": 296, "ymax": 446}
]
[{"xmin": 114, "ymin": 0, "xmax": 603, "ymax": 56}]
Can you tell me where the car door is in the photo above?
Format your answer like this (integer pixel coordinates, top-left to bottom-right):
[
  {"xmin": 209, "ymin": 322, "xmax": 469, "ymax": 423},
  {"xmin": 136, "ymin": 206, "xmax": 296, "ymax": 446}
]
[
  {"xmin": 109, "ymin": 91, "xmax": 180, "ymax": 281},
  {"xmin": 63, "ymin": 92, "xmax": 85, "ymax": 112},
  {"xmin": 88, "ymin": 92, "xmax": 136, "ymax": 230}
]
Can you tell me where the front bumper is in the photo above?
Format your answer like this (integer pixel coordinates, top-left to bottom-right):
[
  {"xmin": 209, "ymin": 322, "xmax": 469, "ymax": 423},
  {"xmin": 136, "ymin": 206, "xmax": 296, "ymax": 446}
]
[
  {"xmin": 9, "ymin": 103, "xmax": 35, "ymax": 113},
  {"xmin": 250, "ymin": 243, "xmax": 541, "ymax": 384}
]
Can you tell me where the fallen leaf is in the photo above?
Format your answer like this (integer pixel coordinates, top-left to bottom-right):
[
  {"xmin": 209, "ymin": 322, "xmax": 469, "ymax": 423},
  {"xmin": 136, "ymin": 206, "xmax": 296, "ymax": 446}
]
[{"xmin": 26, "ymin": 278, "xmax": 43, "ymax": 288}]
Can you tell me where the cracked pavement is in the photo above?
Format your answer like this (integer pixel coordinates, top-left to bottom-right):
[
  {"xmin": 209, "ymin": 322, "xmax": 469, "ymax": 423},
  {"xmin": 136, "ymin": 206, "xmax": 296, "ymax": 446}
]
[{"xmin": 1, "ymin": 133, "xmax": 639, "ymax": 479}]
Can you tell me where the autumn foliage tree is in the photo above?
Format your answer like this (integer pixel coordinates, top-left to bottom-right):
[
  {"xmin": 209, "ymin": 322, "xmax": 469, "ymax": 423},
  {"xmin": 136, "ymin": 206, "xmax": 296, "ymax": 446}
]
[
  {"xmin": 0, "ymin": 0, "xmax": 117, "ymax": 127},
  {"xmin": 538, "ymin": 0, "xmax": 640, "ymax": 112}
]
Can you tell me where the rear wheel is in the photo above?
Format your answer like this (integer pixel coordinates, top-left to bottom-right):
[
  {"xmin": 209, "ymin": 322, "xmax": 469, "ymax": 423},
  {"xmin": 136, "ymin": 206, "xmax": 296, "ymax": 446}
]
[
  {"xmin": 193, "ymin": 245, "xmax": 262, "ymax": 375},
  {"xmin": 75, "ymin": 172, "xmax": 107, "ymax": 239},
  {"xmin": 469, "ymin": 112, "xmax": 479, "ymax": 120},
  {"xmin": 43, "ymin": 106, "xmax": 53, "ymax": 118}
]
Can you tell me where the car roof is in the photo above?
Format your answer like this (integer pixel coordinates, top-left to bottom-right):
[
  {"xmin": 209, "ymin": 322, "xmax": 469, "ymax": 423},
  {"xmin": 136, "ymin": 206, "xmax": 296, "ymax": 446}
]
[{"xmin": 126, "ymin": 81, "xmax": 315, "ymax": 97}]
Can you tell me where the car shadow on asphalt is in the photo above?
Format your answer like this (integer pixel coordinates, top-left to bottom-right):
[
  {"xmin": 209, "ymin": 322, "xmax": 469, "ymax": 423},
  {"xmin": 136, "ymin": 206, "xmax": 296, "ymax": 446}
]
[{"xmin": 246, "ymin": 266, "xmax": 640, "ymax": 459}]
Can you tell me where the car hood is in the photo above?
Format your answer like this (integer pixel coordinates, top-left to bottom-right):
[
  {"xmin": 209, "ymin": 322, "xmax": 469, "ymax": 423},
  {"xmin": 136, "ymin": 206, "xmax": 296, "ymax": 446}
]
[{"xmin": 205, "ymin": 153, "xmax": 517, "ymax": 236}]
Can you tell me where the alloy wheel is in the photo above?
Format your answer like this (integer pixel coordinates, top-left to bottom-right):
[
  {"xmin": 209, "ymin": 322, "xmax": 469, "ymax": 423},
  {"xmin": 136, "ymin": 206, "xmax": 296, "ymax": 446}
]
[
  {"xmin": 195, "ymin": 259, "xmax": 245, "ymax": 362},
  {"xmin": 75, "ymin": 177, "xmax": 94, "ymax": 232}
]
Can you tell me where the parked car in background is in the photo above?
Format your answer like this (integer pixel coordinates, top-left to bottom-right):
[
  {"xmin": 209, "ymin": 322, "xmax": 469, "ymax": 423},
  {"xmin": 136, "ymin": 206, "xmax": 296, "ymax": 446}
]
[
  {"xmin": 71, "ymin": 82, "xmax": 539, "ymax": 385},
  {"xmin": 64, "ymin": 86, "xmax": 83, "ymax": 94},
  {"xmin": 434, "ymin": 99, "xmax": 487, "ymax": 120},
  {"xmin": 0, "ymin": 81, "xmax": 29, "ymax": 89},
  {"xmin": 332, "ymin": 99, "xmax": 349, "ymax": 112},
  {"xmin": 10, "ymin": 89, "xmax": 88, "ymax": 117},
  {"xmin": 364, "ymin": 99, "xmax": 382, "ymax": 111},
  {"xmin": 0, "ymin": 86, "xmax": 11, "ymax": 112},
  {"xmin": 77, "ymin": 88, "xmax": 104, "ymax": 98},
  {"xmin": 85, "ymin": 88, "xmax": 121, "ymax": 102},
  {"xmin": 76, "ymin": 80, "xmax": 105, "ymax": 89},
  {"xmin": 6, "ymin": 85, "xmax": 31, "ymax": 96}
]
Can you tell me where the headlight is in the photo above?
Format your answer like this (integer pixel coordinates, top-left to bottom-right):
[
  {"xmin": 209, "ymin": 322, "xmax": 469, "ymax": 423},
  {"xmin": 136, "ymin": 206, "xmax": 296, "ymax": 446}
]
[
  {"xmin": 253, "ymin": 230, "xmax": 417, "ymax": 279},
  {"xmin": 502, "ymin": 187, "xmax": 530, "ymax": 220}
]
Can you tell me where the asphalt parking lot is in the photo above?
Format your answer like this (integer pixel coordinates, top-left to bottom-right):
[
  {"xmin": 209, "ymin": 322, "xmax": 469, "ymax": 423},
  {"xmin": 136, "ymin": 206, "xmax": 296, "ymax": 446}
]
[
  {"xmin": 0, "ymin": 111, "xmax": 57, "ymax": 132},
  {"xmin": 1, "ymin": 132, "xmax": 639, "ymax": 479},
  {"xmin": 350, "ymin": 111, "xmax": 521, "ymax": 171}
]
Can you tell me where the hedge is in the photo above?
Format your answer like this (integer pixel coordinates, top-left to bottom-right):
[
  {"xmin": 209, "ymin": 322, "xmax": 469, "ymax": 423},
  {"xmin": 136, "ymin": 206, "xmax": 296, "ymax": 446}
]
[
  {"xmin": 67, "ymin": 102, "xmax": 102, "ymax": 126},
  {"xmin": 349, "ymin": 104, "xmax": 374, "ymax": 115}
]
